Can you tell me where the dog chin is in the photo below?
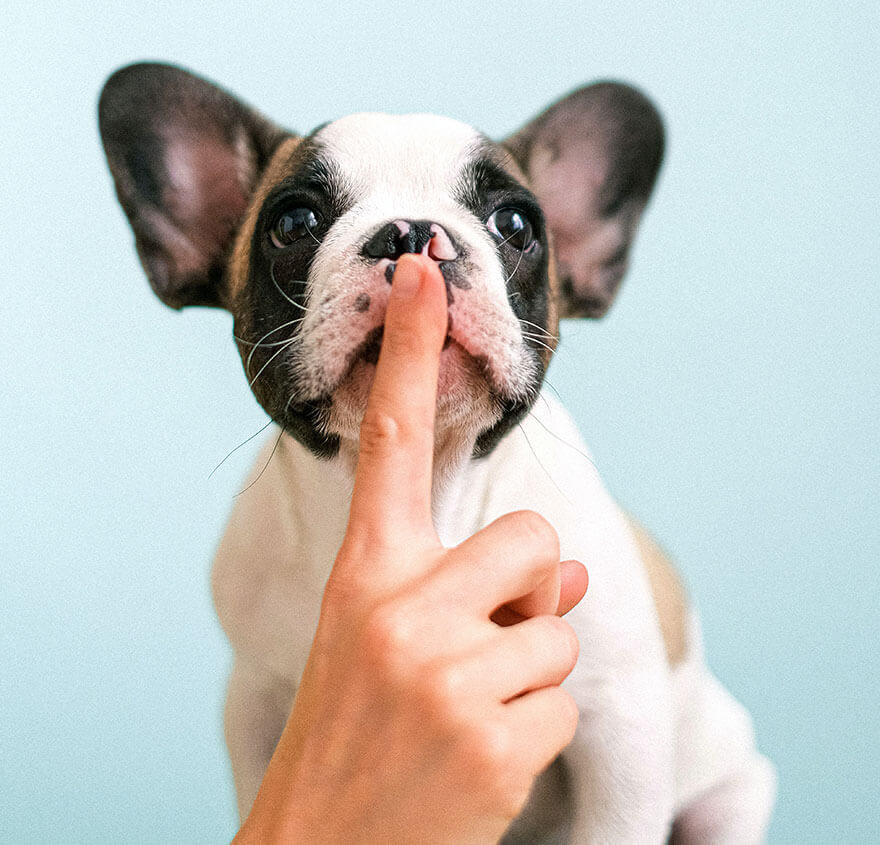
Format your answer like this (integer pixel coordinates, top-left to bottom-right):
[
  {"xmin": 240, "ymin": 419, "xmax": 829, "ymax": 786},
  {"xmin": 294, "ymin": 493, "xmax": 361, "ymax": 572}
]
[{"xmin": 325, "ymin": 339, "xmax": 502, "ymax": 445}]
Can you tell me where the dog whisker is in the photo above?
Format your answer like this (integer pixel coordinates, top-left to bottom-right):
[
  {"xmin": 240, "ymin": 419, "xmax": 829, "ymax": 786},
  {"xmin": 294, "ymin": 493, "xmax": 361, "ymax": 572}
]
[
  {"xmin": 504, "ymin": 239, "xmax": 527, "ymax": 286},
  {"xmin": 235, "ymin": 426, "xmax": 284, "ymax": 497},
  {"xmin": 518, "ymin": 318, "xmax": 558, "ymax": 342},
  {"xmin": 235, "ymin": 331, "xmax": 303, "ymax": 349},
  {"xmin": 245, "ymin": 318, "xmax": 304, "ymax": 375},
  {"xmin": 526, "ymin": 409, "xmax": 597, "ymax": 473},
  {"xmin": 248, "ymin": 338, "xmax": 297, "ymax": 390},
  {"xmin": 231, "ymin": 394, "xmax": 299, "ymax": 496},
  {"xmin": 520, "ymin": 332, "xmax": 555, "ymax": 354},
  {"xmin": 516, "ymin": 421, "xmax": 575, "ymax": 509},
  {"xmin": 520, "ymin": 328, "xmax": 556, "ymax": 343},
  {"xmin": 542, "ymin": 377, "xmax": 564, "ymax": 403},
  {"xmin": 270, "ymin": 263, "xmax": 310, "ymax": 311},
  {"xmin": 495, "ymin": 229, "xmax": 523, "ymax": 250},
  {"xmin": 208, "ymin": 420, "xmax": 275, "ymax": 479},
  {"xmin": 536, "ymin": 390, "xmax": 552, "ymax": 414}
]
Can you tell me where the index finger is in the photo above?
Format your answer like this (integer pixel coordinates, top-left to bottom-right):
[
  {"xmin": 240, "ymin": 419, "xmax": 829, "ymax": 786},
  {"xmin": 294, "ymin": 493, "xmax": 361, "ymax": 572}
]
[{"xmin": 347, "ymin": 254, "xmax": 449, "ymax": 546}]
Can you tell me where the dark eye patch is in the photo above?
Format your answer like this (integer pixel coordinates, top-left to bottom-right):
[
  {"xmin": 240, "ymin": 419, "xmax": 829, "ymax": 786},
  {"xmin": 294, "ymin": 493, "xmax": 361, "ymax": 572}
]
[
  {"xmin": 237, "ymin": 141, "xmax": 357, "ymax": 460},
  {"xmin": 455, "ymin": 156, "xmax": 546, "ymax": 242},
  {"xmin": 454, "ymin": 155, "xmax": 547, "ymax": 303},
  {"xmin": 454, "ymin": 152, "xmax": 549, "ymax": 320},
  {"xmin": 250, "ymin": 143, "xmax": 355, "ymax": 306},
  {"xmin": 259, "ymin": 151, "xmax": 354, "ymax": 253},
  {"xmin": 454, "ymin": 150, "xmax": 554, "ymax": 459}
]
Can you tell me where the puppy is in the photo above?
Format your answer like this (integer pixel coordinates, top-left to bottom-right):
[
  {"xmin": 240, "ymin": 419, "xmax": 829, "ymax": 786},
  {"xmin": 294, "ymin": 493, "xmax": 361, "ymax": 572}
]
[{"xmin": 99, "ymin": 62, "xmax": 775, "ymax": 842}]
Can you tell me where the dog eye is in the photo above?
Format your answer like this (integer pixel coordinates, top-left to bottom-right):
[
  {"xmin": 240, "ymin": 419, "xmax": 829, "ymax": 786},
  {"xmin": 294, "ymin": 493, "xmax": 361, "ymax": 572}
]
[
  {"xmin": 270, "ymin": 207, "xmax": 320, "ymax": 248},
  {"xmin": 486, "ymin": 207, "xmax": 535, "ymax": 251}
]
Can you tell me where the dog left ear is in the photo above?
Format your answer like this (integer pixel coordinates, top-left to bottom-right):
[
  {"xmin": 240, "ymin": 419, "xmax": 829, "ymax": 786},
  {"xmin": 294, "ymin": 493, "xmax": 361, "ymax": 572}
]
[
  {"xmin": 505, "ymin": 82, "xmax": 664, "ymax": 318},
  {"xmin": 99, "ymin": 62, "xmax": 289, "ymax": 309}
]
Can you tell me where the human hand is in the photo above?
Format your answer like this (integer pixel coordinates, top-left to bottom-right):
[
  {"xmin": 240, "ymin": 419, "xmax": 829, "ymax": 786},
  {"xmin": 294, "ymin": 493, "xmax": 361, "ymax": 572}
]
[{"xmin": 234, "ymin": 254, "xmax": 587, "ymax": 844}]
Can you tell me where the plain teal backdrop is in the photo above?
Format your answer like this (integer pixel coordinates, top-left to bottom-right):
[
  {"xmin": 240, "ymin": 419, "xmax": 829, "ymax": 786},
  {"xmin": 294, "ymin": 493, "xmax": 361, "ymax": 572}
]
[{"xmin": 2, "ymin": 1, "xmax": 877, "ymax": 842}]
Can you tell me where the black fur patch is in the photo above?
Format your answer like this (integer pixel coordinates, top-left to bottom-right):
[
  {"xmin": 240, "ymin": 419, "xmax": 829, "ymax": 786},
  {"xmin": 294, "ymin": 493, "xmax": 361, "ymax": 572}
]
[
  {"xmin": 235, "ymin": 140, "xmax": 356, "ymax": 459},
  {"xmin": 455, "ymin": 152, "xmax": 551, "ymax": 458},
  {"xmin": 438, "ymin": 260, "xmax": 471, "ymax": 290}
]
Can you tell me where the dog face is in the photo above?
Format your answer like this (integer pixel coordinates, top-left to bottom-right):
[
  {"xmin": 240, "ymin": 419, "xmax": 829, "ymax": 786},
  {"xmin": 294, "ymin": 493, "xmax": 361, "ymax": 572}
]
[
  {"xmin": 232, "ymin": 114, "xmax": 553, "ymax": 460},
  {"xmin": 100, "ymin": 63, "xmax": 663, "ymax": 461}
]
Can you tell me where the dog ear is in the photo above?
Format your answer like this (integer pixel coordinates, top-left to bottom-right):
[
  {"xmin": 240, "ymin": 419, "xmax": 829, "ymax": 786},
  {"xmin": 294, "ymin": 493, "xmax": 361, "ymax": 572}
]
[
  {"xmin": 506, "ymin": 82, "xmax": 664, "ymax": 318},
  {"xmin": 99, "ymin": 62, "xmax": 289, "ymax": 309}
]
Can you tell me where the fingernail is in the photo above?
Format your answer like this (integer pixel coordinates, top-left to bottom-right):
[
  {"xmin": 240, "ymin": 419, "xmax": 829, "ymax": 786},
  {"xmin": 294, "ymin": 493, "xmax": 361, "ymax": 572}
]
[{"xmin": 391, "ymin": 256, "xmax": 422, "ymax": 302}]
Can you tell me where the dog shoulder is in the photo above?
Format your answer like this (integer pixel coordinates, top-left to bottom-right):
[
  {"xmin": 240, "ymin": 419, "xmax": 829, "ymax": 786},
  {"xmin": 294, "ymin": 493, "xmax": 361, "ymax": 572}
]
[
  {"xmin": 211, "ymin": 436, "xmax": 298, "ymax": 649},
  {"xmin": 212, "ymin": 432, "xmax": 349, "ymax": 676},
  {"xmin": 488, "ymin": 392, "xmax": 688, "ymax": 668}
]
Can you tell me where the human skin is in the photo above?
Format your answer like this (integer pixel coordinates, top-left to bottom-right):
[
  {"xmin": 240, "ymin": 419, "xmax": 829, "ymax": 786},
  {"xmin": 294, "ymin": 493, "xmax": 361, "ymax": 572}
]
[{"xmin": 233, "ymin": 255, "xmax": 588, "ymax": 844}]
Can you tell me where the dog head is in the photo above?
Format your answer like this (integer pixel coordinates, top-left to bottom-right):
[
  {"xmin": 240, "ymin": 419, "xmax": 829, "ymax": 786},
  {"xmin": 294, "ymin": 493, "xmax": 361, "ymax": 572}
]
[{"xmin": 99, "ymin": 63, "xmax": 663, "ymax": 466}]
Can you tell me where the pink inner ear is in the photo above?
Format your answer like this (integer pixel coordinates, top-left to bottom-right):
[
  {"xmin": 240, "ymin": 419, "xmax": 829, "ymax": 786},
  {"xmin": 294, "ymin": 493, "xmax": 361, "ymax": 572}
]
[
  {"xmin": 162, "ymin": 130, "xmax": 252, "ymax": 276},
  {"xmin": 529, "ymin": 140, "xmax": 628, "ymax": 305},
  {"xmin": 532, "ymin": 140, "xmax": 606, "ymax": 229}
]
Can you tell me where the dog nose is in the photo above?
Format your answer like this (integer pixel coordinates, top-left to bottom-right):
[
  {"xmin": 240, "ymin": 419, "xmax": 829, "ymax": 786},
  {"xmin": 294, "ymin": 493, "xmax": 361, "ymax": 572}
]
[{"xmin": 362, "ymin": 219, "xmax": 458, "ymax": 262}]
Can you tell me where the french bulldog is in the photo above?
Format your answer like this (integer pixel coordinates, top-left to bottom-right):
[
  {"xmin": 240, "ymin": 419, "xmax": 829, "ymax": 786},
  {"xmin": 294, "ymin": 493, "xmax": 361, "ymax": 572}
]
[{"xmin": 99, "ymin": 62, "xmax": 775, "ymax": 843}]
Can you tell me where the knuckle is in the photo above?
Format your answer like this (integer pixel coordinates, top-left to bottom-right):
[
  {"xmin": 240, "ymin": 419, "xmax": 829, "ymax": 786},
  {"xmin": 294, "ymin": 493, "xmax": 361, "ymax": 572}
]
[
  {"xmin": 361, "ymin": 603, "xmax": 416, "ymax": 678},
  {"xmin": 427, "ymin": 662, "xmax": 469, "ymax": 709},
  {"xmin": 465, "ymin": 723, "xmax": 527, "ymax": 818},
  {"xmin": 414, "ymin": 662, "xmax": 471, "ymax": 730},
  {"xmin": 543, "ymin": 615, "xmax": 580, "ymax": 666},
  {"xmin": 358, "ymin": 410, "xmax": 400, "ymax": 456},
  {"xmin": 495, "ymin": 779, "xmax": 533, "ymax": 821},
  {"xmin": 512, "ymin": 510, "xmax": 560, "ymax": 559},
  {"xmin": 467, "ymin": 719, "xmax": 513, "ymax": 774}
]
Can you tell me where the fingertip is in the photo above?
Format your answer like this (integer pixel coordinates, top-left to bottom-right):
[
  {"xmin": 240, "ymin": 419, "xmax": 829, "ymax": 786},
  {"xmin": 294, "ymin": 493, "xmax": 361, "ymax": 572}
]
[
  {"xmin": 557, "ymin": 560, "xmax": 588, "ymax": 616},
  {"xmin": 388, "ymin": 253, "xmax": 423, "ymax": 301},
  {"xmin": 392, "ymin": 254, "xmax": 446, "ymax": 306},
  {"xmin": 396, "ymin": 252, "xmax": 442, "ymax": 277},
  {"xmin": 381, "ymin": 255, "xmax": 448, "ymax": 363}
]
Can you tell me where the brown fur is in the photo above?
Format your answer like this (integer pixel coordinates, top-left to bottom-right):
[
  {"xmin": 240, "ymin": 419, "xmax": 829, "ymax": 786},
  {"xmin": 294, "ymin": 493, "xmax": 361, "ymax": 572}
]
[
  {"xmin": 227, "ymin": 136, "xmax": 303, "ymax": 302},
  {"xmin": 627, "ymin": 517, "xmax": 688, "ymax": 665}
]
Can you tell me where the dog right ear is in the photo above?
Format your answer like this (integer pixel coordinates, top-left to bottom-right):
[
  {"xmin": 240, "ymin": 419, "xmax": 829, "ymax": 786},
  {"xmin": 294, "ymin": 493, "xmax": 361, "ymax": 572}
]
[{"xmin": 99, "ymin": 62, "xmax": 289, "ymax": 309}]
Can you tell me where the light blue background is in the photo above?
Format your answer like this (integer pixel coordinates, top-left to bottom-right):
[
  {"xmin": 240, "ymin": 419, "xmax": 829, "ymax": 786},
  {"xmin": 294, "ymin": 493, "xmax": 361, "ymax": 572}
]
[{"xmin": 2, "ymin": 2, "xmax": 877, "ymax": 842}]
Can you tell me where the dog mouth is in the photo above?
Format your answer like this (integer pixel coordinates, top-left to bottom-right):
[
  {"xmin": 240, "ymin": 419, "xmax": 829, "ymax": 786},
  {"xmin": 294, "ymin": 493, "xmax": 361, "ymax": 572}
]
[
  {"xmin": 310, "ymin": 252, "xmax": 539, "ymax": 439},
  {"xmin": 332, "ymin": 315, "xmax": 497, "ymax": 414},
  {"xmin": 355, "ymin": 323, "xmax": 454, "ymax": 367}
]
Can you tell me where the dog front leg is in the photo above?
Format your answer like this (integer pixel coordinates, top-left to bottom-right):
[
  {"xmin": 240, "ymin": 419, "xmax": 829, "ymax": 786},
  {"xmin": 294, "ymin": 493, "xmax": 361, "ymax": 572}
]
[
  {"xmin": 669, "ymin": 623, "xmax": 776, "ymax": 844},
  {"xmin": 563, "ymin": 659, "xmax": 676, "ymax": 844},
  {"xmin": 670, "ymin": 753, "xmax": 776, "ymax": 844},
  {"xmin": 223, "ymin": 656, "xmax": 297, "ymax": 821}
]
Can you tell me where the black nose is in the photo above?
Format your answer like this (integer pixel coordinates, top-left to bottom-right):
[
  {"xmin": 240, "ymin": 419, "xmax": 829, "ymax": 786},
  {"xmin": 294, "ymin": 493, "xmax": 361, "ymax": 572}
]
[{"xmin": 362, "ymin": 219, "xmax": 436, "ymax": 260}]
